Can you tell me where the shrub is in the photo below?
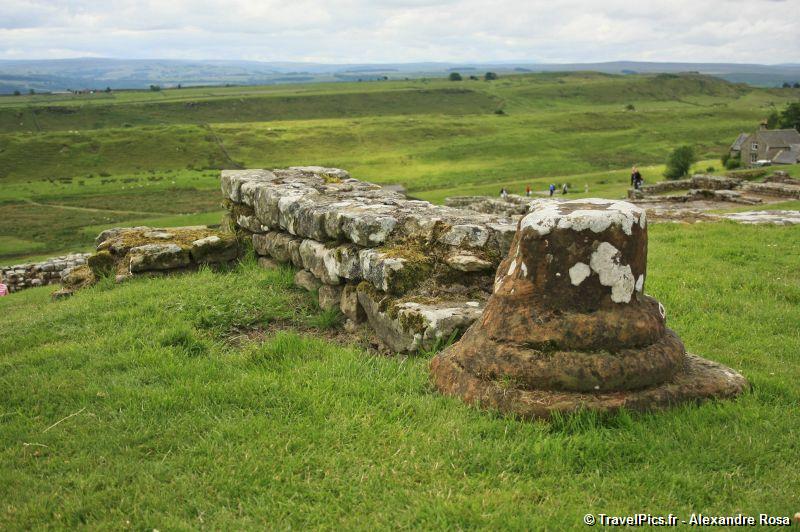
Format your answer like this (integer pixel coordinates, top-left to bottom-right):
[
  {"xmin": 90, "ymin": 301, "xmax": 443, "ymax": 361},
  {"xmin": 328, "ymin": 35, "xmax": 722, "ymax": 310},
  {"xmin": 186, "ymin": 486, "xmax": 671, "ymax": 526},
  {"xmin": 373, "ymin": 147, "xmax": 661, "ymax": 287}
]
[
  {"xmin": 766, "ymin": 111, "xmax": 779, "ymax": 129},
  {"xmin": 664, "ymin": 145, "xmax": 696, "ymax": 179},
  {"xmin": 448, "ymin": 72, "xmax": 462, "ymax": 81},
  {"xmin": 706, "ymin": 166, "xmax": 715, "ymax": 173},
  {"xmin": 484, "ymin": 72, "xmax": 498, "ymax": 81},
  {"xmin": 778, "ymin": 102, "xmax": 800, "ymax": 130},
  {"xmin": 625, "ymin": 103, "xmax": 636, "ymax": 111}
]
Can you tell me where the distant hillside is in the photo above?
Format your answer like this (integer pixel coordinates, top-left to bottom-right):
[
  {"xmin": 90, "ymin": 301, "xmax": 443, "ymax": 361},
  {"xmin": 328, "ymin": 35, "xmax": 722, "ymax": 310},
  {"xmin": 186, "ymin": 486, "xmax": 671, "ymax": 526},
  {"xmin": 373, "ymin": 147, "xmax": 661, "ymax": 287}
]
[{"xmin": 1, "ymin": 58, "xmax": 800, "ymax": 94}]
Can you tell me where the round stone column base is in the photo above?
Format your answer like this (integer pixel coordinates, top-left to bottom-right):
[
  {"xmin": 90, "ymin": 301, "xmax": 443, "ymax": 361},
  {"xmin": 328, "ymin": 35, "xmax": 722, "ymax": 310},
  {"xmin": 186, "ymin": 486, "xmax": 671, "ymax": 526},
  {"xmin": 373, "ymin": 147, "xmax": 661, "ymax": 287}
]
[{"xmin": 430, "ymin": 352, "xmax": 749, "ymax": 420}]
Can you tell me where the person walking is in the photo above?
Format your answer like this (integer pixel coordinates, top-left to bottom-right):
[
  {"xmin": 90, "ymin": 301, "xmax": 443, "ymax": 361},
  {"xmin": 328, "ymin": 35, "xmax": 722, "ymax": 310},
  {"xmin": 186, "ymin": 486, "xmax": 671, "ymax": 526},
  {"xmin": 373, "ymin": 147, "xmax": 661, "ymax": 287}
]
[
  {"xmin": 549, "ymin": 184, "xmax": 555, "ymax": 197},
  {"xmin": 631, "ymin": 166, "xmax": 643, "ymax": 190},
  {"xmin": 562, "ymin": 183, "xmax": 568, "ymax": 195},
  {"xmin": 0, "ymin": 276, "xmax": 8, "ymax": 297},
  {"xmin": 525, "ymin": 185, "xmax": 532, "ymax": 197}
]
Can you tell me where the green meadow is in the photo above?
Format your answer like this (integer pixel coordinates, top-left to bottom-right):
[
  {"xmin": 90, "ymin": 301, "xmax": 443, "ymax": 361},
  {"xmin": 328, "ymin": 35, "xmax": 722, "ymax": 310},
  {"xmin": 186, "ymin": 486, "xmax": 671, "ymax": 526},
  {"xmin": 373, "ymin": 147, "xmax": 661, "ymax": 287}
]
[
  {"xmin": 1, "ymin": 72, "xmax": 799, "ymax": 528},
  {"xmin": 1, "ymin": 72, "xmax": 798, "ymax": 261},
  {"xmin": 0, "ymin": 225, "xmax": 798, "ymax": 528}
]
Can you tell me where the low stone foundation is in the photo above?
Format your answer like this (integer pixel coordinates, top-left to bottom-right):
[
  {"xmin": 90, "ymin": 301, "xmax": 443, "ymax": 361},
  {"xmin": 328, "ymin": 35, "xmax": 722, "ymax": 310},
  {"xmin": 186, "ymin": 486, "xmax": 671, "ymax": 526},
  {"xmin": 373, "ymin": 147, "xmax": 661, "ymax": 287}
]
[
  {"xmin": 1, "ymin": 253, "xmax": 90, "ymax": 293},
  {"xmin": 54, "ymin": 226, "xmax": 240, "ymax": 298},
  {"xmin": 221, "ymin": 167, "xmax": 520, "ymax": 353},
  {"xmin": 629, "ymin": 173, "xmax": 800, "ymax": 202}
]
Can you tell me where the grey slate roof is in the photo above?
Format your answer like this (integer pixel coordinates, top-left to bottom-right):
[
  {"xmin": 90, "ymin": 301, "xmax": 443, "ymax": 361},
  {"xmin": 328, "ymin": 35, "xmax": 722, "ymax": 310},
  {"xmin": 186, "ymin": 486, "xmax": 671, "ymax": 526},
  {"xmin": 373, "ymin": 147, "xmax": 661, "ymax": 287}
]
[
  {"xmin": 773, "ymin": 145, "xmax": 800, "ymax": 164},
  {"xmin": 755, "ymin": 129, "xmax": 800, "ymax": 148},
  {"xmin": 730, "ymin": 133, "xmax": 749, "ymax": 151}
]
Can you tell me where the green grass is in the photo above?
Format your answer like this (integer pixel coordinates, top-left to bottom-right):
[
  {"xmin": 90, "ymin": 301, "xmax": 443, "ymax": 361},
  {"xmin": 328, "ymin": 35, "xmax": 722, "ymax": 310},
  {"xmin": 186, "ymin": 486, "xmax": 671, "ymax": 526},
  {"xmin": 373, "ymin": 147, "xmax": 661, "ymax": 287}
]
[
  {"xmin": 0, "ymin": 87, "xmax": 498, "ymax": 133},
  {"xmin": 0, "ymin": 236, "xmax": 46, "ymax": 257},
  {"xmin": 0, "ymin": 225, "xmax": 798, "ymax": 528}
]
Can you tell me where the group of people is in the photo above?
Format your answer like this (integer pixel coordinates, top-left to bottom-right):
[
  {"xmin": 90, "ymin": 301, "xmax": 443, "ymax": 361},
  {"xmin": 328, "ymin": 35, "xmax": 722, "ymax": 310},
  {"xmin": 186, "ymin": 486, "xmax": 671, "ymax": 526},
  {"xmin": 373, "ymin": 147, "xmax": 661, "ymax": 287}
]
[
  {"xmin": 500, "ymin": 183, "xmax": 575, "ymax": 198},
  {"xmin": 548, "ymin": 183, "xmax": 569, "ymax": 197},
  {"xmin": 498, "ymin": 166, "xmax": 645, "ymax": 200}
]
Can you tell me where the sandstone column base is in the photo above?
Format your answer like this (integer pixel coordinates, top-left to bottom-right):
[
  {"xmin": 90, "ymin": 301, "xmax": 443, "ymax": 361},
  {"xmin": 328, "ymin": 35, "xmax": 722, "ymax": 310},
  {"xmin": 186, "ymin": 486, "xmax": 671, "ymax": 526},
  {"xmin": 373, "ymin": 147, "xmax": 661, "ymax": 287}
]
[{"xmin": 430, "ymin": 352, "xmax": 749, "ymax": 420}]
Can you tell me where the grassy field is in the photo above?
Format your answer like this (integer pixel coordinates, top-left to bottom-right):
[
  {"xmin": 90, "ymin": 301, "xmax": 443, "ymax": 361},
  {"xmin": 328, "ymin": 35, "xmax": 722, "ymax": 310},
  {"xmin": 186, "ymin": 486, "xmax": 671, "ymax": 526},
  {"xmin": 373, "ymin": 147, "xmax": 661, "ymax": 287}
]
[
  {"xmin": 0, "ymin": 224, "xmax": 798, "ymax": 528},
  {"xmin": 1, "ymin": 71, "xmax": 798, "ymax": 262},
  {"xmin": 1, "ymin": 71, "xmax": 799, "ymax": 528}
]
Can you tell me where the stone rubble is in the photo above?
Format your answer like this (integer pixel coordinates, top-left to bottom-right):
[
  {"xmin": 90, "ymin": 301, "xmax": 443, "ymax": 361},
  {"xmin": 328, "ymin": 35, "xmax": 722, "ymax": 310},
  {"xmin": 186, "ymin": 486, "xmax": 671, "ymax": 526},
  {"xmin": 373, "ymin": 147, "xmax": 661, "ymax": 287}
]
[{"xmin": 721, "ymin": 210, "xmax": 800, "ymax": 225}]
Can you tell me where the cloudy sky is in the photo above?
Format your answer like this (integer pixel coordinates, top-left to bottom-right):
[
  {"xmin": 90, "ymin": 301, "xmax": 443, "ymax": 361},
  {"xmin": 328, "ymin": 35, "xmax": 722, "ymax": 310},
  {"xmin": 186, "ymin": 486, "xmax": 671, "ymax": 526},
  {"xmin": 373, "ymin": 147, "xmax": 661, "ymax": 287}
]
[{"xmin": 1, "ymin": 0, "xmax": 798, "ymax": 63}]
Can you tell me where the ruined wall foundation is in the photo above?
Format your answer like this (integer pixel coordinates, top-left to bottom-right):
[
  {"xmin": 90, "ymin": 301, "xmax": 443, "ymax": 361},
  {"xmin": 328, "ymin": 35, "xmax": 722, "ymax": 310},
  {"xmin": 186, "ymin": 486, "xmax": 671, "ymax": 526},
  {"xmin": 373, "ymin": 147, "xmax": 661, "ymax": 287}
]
[
  {"xmin": 1, "ymin": 254, "xmax": 90, "ymax": 293},
  {"xmin": 221, "ymin": 166, "xmax": 520, "ymax": 353}
]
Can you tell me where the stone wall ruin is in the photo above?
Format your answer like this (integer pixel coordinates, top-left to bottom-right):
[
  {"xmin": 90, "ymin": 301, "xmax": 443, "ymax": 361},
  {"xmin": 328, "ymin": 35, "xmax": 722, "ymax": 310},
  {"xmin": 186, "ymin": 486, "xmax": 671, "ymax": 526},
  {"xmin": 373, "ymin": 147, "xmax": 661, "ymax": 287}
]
[
  {"xmin": 1, "ymin": 254, "xmax": 90, "ymax": 293},
  {"xmin": 221, "ymin": 166, "xmax": 520, "ymax": 353}
]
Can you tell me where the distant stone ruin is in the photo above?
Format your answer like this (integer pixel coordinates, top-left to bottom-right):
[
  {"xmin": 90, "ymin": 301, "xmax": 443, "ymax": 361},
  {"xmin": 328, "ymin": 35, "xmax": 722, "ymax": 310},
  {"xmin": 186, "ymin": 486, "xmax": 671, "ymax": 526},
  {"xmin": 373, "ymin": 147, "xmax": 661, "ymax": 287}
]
[
  {"xmin": 221, "ymin": 166, "xmax": 520, "ymax": 353},
  {"xmin": 430, "ymin": 199, "xmax": 749, "ymax": 419},
  {"xmin": 625, "ymin": 172, "xmax": 800, "ymax": 225},
  {"xmin": 447, "ymin": 172, "xmax": 800, "ymax": 226},
  {"xmin": 1, "ymin": 254, "xmax": 90, "ymax": 293},
  {"xmin": 628, "ymin": 173, "xmax": 800, "ymax": 204}
]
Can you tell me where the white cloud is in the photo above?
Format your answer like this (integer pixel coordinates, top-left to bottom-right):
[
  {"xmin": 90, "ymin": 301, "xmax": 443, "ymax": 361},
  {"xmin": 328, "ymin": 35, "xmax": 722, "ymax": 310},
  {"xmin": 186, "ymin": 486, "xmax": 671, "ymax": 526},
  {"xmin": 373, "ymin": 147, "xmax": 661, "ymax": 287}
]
[{"xmin": 0, "ymin": 0, "xmax": 797, "ymax": 62}]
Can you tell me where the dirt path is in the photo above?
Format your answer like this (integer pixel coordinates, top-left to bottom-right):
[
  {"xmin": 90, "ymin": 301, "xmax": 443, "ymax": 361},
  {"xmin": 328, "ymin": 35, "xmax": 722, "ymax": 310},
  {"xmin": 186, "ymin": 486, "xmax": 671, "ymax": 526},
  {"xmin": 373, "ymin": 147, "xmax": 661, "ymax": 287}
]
[
  {"xmin": 22, "ymin": 199, "xmax": 165, "ymax": 216},
  {"xmin": 203, "ymin": 123, "xmax": 244, "ymax": 169}
]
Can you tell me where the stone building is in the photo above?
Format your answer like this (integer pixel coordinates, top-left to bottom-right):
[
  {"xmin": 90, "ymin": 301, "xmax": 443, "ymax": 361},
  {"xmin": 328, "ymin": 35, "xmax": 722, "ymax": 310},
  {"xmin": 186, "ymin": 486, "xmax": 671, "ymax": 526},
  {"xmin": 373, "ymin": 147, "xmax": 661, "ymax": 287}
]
[{"xmin": 729, "ymin": 126, "xmax": 800, "ymax": 166}]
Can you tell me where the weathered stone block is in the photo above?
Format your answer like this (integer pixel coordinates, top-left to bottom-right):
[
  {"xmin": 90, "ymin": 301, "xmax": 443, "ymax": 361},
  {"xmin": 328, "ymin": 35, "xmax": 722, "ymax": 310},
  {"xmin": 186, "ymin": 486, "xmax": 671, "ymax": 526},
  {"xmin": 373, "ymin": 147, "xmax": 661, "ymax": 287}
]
[
  {"xmin": 437, "ymin": 224, "xmax": 490, "ymax": 249},
  {"xmin": 294, "ymin": 269, "xmax": 322, "ymax": 292},
  {"xmin": 257, "ymin": 257, "xmax": 280, "ymax": 269},
  {"xmin": 190, "ymin": 235, "xmax": 239, "ymax": 264},
  {"xmin": 252, "ymin": 232, "xmax": 302, "ymax": 264},
  {"xmin": 129, "ymin": 244, "xmax": 191, "ymax": 272},
  {"xmin": 339, "ymin": 205, "xmax": 398, "ymax": 246},
  {"xmin": 445, "ymin": 252, "xmax": 494, "ymax": 272},
  {"xmin": 358, "ymin": 249, "xmax": 408, "ymax": 293},
  {"xmin": 340, "ymin": 283, "xmax": 366, "ymax": 323},
  {"xmin": 318, "ymin": 284, "xmax": 343, "ymax": 311},
  {"xmin": 357, "ymin": 286, "xmax": 483, "ymax": 353}
]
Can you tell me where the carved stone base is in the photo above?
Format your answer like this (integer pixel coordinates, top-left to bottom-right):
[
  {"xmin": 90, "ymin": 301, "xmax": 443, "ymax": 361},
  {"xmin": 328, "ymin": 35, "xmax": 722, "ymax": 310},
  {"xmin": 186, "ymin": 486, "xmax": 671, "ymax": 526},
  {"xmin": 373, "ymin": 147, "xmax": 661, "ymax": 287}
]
[{"xmin": 430, "ymin": 352, "xmax": 749, "ymax": 420}]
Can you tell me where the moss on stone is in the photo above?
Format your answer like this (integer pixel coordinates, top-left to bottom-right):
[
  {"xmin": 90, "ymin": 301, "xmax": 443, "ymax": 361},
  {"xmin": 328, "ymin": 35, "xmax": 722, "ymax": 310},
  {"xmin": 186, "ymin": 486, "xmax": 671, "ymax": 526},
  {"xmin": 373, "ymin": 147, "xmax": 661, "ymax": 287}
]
[
  {"xmin": 62, "ymin": 264, "xmax": 96, "ymax": 290},
  {"xmin": 87, "ymin": 250, "xmax": 115, "ymax": 278},
  {"xmin": 396, "ymin": 307, "xmax": 427, "ymax": 333},
  {"xmin": 229, "ymin": 202, "xmax": 255, "ymax": 219},
  {"xmin": 320, "ymin": 173, "xmax": 342, "ymax": 184},
  {"xmin": 111, "ymin": 227, "xmax": 216, "ymax": 253},
  {"xmin": 379, "ymin": 239, "xmax": 434, "ymax": 295}
]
